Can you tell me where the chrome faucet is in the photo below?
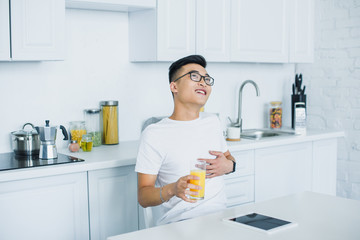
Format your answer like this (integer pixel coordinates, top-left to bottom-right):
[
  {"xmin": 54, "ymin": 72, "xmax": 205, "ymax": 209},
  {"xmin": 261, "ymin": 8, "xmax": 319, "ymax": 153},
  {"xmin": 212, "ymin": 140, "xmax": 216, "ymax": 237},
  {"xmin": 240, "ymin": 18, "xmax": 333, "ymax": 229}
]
[{"xmin": 232, "ymin": 80, "xmax": 260, "ymax": 132}]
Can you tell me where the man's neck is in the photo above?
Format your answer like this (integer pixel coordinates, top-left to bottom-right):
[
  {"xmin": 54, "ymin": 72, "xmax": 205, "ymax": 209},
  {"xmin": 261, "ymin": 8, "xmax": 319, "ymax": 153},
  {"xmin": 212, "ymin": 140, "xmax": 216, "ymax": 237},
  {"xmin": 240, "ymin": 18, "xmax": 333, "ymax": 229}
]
[{"xmin": 169, "ymin": 104, "xmax": 201, "ymax": 121}]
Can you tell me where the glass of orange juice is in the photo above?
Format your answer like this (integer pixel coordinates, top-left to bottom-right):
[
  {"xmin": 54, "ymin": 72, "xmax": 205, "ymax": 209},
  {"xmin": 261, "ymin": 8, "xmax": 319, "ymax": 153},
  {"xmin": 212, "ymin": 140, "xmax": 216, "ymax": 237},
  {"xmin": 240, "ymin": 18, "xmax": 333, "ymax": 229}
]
[{"xmin": 189, "ymin": 160, "xmax": 206, "ymax": 200}]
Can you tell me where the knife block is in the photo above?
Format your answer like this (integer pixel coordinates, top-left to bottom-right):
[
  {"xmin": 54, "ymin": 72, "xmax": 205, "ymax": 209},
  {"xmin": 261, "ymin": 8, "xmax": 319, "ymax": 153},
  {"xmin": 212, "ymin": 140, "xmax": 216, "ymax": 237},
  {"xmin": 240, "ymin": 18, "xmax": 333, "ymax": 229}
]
[{"xmin": 291, "ymin": 94, "xmax": 306, "ymax": 129}]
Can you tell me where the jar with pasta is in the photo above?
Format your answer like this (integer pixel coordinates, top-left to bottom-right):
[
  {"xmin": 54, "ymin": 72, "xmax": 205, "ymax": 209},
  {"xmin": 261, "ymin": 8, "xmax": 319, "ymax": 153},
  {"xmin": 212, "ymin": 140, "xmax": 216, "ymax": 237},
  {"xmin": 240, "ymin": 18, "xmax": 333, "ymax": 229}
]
[
  {"xmin": 100, "ymin": 101, "xmax": 119, "ymax": 145},
  {"xmin": 69, "ymin": 121, "xmax": 87, "ymax": 146},
  {"xmin": 270, "ymin": 101, "xmax": 282, "ymax": 129}
]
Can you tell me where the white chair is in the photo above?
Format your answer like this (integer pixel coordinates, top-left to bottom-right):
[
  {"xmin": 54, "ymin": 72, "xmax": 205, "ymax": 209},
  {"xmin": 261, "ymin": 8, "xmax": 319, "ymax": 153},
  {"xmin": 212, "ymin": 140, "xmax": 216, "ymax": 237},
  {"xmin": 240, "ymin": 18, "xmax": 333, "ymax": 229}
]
[
  {"xmin": 138, "ymin": 204, "xmax": 163, "ymax": 229},
  {"xmin": 138, "ymin": 117, "xmax": 166, "ymax": 229}
]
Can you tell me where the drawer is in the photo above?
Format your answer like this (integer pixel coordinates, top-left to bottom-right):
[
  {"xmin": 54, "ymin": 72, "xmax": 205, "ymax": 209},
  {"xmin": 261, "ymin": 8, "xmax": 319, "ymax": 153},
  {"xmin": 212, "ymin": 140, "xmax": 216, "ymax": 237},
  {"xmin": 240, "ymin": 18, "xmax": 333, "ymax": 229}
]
[
  {"xmin": 224, "ymin": 150, "xmax": 254, "ymax": 180},
  {"xmin": 225, "ymin": 175, "xmax": 254, "ymax": 207}
]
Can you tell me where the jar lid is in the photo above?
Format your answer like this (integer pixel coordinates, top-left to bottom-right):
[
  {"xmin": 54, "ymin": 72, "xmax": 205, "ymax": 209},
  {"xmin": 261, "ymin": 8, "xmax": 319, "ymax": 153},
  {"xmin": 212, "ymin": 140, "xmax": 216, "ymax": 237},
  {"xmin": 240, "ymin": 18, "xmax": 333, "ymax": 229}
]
[
  {"xmin": 82, "ymin": 134, "xmax": 93, "ymax": 142},
  {"xmin": 270, "ymin": 101, "xmax": 282, "ymax": 105},
  {"xmin": 84, "ymin": 108, "xmax": 101, "ymax": 114},
  {"xmin": 100, "ymin": 100, "xmax": 118, "ymax": 106},
  {"xmin": 70, "ymin": 140, "xmax": 78, "ymax": 144},
  {"xmin": 69, "ymin": 121, "xmax": 85, "ymax": 124}
]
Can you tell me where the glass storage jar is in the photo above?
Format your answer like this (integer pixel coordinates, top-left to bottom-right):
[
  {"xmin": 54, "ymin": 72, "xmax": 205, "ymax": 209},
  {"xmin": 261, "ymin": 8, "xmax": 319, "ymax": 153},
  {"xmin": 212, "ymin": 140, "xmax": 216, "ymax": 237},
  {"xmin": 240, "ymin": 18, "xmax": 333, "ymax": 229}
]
[
  {"xmin": 270, "ymin": 101, "xmax": 282, "ymax": 129},
  {"xmin": 68, "ymin": 140, "xmax": 80, "ymax": 152},
  {"xmin": 84, "ymin": 108, "xmax": 101, "ymax": 147},
  {"xmin": 69, "ymin": 121, "xmax": 87, "ymax": 146},
  {"xmin": 81, "ymin": 134, "xmax": 93, "ymax": 152},
  {"xmin": 100, "ymin": 101, "xmax": 119, "ymax": 145}
]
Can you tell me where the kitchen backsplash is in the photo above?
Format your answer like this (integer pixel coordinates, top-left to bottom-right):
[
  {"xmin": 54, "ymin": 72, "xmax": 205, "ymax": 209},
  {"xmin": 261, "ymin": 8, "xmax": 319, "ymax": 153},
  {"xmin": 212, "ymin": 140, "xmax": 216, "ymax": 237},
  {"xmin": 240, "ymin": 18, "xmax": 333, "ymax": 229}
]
[{"xmin": 0, "ymin": 9, "xmax": 295, "ymax": 153}]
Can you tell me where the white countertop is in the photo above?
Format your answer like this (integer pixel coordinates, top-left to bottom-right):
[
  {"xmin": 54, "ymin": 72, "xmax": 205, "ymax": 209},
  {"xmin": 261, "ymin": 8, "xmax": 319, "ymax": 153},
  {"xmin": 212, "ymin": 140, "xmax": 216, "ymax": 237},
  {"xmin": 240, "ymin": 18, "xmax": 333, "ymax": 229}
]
[
  {"xmin": 0, "ymin": 141, "xmax": 140, "ymax": 182},
  {"xmin": 0, "ymin": 130, "xmax": 344, "ymax": 182},
  {"xmin": 107, "ymin": 191, "xmax": 360, "ymax": 240},
  {"xmin": 227, "ymin": 130, "xmax": 344, "ymax": 151}
]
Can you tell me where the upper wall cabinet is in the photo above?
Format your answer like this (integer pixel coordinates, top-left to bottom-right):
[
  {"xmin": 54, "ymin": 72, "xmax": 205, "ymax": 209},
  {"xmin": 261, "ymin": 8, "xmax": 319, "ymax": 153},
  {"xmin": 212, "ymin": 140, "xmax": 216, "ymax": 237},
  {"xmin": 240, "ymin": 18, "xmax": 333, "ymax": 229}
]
[
  {"xmin": 129, "ymin": 0, "xmax": 314, "ymax": 63},
  {"xmin": 129, "ymin": 0, "xmax": 196, "ymax": 62},
  {"xmin": 196, "ymin": 0, "xmax": 231, "ymax": 62},
  {"xmin": 0, "ymin": 0, "xmax": 65, "ymax": 61},
  {"xmin": 129, "ymin": 0, "xmax": 229, "ymax": 62},
  {"xmin": 0, "ymin": 0, "xmax": 10, "ymax": 60},
  {"xmin": 65, "ymin": 0, "xmax": 156, "ymax": 12},
  {"xmin": 289, "ymin": 0, "xmax": 314, "ymax": 63},
  {"xmin": 230, "ymin": 0, "xmax": 289, "ymax": 63}
]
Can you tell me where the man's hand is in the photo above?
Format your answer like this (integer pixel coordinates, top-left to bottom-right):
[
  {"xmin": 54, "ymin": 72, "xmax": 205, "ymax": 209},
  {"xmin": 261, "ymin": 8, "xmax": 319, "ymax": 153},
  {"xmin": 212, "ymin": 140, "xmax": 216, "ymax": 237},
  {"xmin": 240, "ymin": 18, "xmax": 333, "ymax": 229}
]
[
  {"xmin": 199, "ymin": 150, "xmax": 234, "ymax": 178},
  {"xmin": 138, "ymin": 173, "xmax": 202, "ymax": 207},
  {"xmin": 173, "ymin": 175, "xmax": 202, "ymax": 203}
]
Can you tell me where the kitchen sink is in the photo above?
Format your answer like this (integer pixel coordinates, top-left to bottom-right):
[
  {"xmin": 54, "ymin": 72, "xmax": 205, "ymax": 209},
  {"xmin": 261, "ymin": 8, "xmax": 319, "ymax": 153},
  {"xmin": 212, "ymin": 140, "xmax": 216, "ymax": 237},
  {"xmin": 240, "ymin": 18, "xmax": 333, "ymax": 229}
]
[{"xmin": 241, "ymin": 128, "xmax": 297, "ymax": 140}]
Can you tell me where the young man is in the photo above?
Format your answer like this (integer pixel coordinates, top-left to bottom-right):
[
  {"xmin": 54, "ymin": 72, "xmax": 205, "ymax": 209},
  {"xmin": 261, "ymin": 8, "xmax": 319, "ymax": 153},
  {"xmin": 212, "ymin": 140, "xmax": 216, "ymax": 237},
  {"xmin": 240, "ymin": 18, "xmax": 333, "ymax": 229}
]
[{"xmin": 135, "ymin": 55, "xmax": 235, "ymax": 225}]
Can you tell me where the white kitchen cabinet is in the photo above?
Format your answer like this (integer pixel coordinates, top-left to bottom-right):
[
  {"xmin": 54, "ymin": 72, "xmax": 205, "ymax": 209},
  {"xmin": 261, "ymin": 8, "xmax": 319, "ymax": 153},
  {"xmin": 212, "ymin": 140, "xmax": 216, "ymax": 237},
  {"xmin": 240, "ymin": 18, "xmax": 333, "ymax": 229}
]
[
  {"xmin": 129, "ymin": 0, "xmax": 231, "ymax": 62},
  {"xmin": 224, "ymin": 150, "xmax": 255, "ymax": 207},
  {"xmin": 230, "ymin": 0, "xmax": 289, "ymax": 63},
  {"xmin": 289, "ymin": 0, "xmax": 314, "ymax": 62},
  {"xmin": 0, "ymin": 0, "xmax": 10, "ymax": 60},
  {"xmin": 230, "ymin": 0, "xmax": 314, "ymax": 63},
  {"xmin": 88, "ymin": 165, "xmax": 138, "ymax": 240},
  {"xmin": 0, "ymin": 0, "xmax": 65, "ymax": 61},
  {"xmin": 129, "ymin": 0, "xmax": 313, "ymax": 63},
  {"xmin": 129, "ymin": 0, "xmax": 196, "ymax": 61},
  {"xmin": 0, "ymin": 172, "xmax": 89, "ymax": 240},
  {"xmin": 196, "ymin": 0, "xmax": 231, "ymax": 62},
  {"xmin": 254, "ymin": 142, "xmax": 313, "ymax": 202},
  {"xmin": 312, "ymin": 139, "xmax": 337, "ymax": 196},
  {"xmin": 66, "ymin": 0, "xmax": 156, "ymax": 12}
]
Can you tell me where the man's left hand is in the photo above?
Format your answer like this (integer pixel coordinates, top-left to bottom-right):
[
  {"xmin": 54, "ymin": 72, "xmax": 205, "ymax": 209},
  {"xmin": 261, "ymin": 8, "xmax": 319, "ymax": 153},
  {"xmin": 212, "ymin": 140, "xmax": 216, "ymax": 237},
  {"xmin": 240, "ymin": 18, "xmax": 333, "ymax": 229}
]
[{"xmin": 198, "ymin": 150, "xmax": 234, "ymax": 178}]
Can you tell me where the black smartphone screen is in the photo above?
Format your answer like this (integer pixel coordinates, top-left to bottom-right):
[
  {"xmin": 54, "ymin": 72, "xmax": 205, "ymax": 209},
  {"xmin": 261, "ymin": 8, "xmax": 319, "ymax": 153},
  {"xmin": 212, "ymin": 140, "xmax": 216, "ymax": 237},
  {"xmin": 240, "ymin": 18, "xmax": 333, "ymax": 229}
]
[{"xmin": 229, "ymin": 213, "xmax": 292, "ymax": 231}]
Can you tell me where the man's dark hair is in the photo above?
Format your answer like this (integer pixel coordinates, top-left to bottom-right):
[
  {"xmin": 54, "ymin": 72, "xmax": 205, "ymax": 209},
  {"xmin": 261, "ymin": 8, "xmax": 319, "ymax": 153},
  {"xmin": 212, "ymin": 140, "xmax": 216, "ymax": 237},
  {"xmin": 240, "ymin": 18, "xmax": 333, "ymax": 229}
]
[{"xmin": 168, "ymin": 55, "xmax": 207, "ymax": 84}]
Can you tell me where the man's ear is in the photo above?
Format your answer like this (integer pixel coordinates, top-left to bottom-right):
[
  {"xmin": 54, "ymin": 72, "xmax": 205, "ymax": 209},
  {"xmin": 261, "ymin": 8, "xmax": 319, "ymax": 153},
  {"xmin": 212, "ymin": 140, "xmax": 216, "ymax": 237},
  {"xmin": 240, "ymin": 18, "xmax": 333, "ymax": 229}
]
[{"xmin": 170, "ymin": 82, "xmax": 178, "ymax": 94}]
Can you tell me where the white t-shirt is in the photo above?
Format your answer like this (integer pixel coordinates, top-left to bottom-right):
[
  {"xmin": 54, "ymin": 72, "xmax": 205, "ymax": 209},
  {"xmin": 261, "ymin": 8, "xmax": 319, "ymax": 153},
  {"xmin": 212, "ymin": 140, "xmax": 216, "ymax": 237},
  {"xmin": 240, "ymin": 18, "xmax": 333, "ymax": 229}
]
[{"xmin": 135, "ymin": 113, "xmax": 228, "ymax": 225}]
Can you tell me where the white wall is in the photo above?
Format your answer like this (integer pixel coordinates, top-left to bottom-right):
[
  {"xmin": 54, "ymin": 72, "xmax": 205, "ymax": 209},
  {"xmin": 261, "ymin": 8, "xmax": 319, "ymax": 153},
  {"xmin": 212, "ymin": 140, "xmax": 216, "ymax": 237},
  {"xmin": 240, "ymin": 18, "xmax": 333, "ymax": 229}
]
[
  {"xmin": 297, "ymin": 0, "xmax": 360, "ymax": 200},
  {"xmin": 0, "ymin": 9, "xmax": 295, "ymax": 153}
]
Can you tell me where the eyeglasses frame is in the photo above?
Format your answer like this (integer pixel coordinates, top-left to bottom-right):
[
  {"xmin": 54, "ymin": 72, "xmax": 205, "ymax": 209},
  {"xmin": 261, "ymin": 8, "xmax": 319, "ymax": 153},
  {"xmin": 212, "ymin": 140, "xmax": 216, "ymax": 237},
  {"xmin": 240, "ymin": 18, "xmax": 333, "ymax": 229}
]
[{"xmin": 172, "ymin": 71, "xmax": 214, "ymax": 86}]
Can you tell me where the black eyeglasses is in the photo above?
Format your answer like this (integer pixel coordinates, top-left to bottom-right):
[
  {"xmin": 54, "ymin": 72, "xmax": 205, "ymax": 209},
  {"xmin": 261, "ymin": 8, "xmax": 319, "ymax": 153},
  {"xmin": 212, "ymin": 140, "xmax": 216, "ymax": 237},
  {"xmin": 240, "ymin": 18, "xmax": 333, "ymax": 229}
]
[{"xmin": 173, "ymin": 71, "xmax": 214, "ymax": 86}]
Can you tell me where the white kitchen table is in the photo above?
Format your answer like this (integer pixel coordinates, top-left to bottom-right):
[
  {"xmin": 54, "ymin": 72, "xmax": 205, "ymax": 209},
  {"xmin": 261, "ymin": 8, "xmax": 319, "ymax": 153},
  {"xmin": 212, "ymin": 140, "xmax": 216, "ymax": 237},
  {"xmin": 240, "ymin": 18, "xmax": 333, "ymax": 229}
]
[{"xmin": 107, "ymin": 191, "xmax": 360, "ymax": 240}]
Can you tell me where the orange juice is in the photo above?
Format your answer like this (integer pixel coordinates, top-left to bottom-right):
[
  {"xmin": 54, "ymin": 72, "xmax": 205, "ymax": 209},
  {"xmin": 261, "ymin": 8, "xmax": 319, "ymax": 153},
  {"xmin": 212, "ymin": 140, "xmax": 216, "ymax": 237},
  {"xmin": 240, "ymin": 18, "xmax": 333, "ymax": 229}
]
[{"xmin": 190, "ymin": 169, "xmax": 206, "ymax": 200}]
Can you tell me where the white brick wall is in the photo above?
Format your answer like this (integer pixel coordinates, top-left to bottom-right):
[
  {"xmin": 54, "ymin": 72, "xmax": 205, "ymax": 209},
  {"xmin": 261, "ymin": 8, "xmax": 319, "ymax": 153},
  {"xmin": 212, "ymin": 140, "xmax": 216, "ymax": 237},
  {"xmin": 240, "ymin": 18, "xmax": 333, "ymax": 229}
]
[{"xmin": 297, "ymin": 0, "xmax": 360, "ymax": 200}]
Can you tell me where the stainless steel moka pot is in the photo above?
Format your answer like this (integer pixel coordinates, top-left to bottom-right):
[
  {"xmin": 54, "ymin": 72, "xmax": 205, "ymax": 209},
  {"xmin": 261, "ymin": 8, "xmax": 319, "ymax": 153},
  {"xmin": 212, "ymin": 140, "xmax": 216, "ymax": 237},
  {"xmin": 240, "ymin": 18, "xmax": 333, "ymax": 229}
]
[{"xmin": 35, "ymin": 120, "xmax": 69, "ymax": 159}]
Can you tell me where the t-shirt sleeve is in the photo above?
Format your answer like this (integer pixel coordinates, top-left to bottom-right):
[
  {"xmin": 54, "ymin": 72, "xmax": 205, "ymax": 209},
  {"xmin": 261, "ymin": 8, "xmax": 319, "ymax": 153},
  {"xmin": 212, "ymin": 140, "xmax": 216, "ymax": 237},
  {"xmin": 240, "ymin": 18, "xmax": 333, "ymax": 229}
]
[{"xmin": 135, "ymin": 127, "xmax": 163, "ymax": 175}]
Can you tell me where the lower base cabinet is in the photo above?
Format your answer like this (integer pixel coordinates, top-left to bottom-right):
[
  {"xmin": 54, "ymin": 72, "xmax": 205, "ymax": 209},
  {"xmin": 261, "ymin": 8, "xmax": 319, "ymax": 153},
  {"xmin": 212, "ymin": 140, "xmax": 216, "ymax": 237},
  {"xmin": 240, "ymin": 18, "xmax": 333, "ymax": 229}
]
[
  {"xmin": 0, "ymin": 172, "xmax": 89, "ymax": 240},
  {"xmin": 224, "ymin": 150, "xmax": 255, "ymax": 207},
  {"xmin": 255, "ymin": 142, "xmax": 313, "ymax": 202},
  {"xmin": 312, "ymin": 139, "xmax": 337, "ymax": 195},
  {"xmin": 226, "ymin": 138, "xmax": 338, "ymax": 205},
  {"xmin": 88, "ymin": 165, "xmax": 138, "ymax": 240}
]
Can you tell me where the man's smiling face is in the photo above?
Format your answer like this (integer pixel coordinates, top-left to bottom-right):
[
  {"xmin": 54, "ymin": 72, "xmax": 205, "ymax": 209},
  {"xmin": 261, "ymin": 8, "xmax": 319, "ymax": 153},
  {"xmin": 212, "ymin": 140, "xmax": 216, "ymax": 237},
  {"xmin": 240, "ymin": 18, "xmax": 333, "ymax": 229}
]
[{"xmin": 170, "ymin": 63, "xmax": 212, "ymax": 108}]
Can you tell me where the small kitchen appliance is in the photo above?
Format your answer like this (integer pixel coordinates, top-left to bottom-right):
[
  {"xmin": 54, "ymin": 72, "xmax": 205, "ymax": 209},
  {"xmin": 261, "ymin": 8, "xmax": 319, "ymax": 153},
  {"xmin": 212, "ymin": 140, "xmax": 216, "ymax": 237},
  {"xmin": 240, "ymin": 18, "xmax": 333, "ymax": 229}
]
[{"xmin": 35, "ymin": 120, "xmax": 69, "ymax": 159}]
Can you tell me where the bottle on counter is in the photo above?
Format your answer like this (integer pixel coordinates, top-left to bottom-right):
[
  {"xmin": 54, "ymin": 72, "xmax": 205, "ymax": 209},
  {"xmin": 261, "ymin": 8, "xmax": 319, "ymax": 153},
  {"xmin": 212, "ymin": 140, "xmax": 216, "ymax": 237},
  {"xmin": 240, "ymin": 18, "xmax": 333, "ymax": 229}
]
[
  {"xmin": 270, "ymin": 101, "xmax": 282, "ymax": 129},
  {"xmin": 100, "ymin": 101, "xmax": 119, "ymax": 145},
  {"xmin": 84, "ymin": 108, "xmax": 102, "ymax": 147}
]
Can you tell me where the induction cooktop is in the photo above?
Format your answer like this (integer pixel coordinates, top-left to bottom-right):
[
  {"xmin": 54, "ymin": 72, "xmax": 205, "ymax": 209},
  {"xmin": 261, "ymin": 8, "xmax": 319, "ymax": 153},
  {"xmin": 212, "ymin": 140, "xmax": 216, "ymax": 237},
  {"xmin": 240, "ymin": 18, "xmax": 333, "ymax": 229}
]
[{"xmin": 0, "ymin": 152, "xmax": 84, "ymax": 171}]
